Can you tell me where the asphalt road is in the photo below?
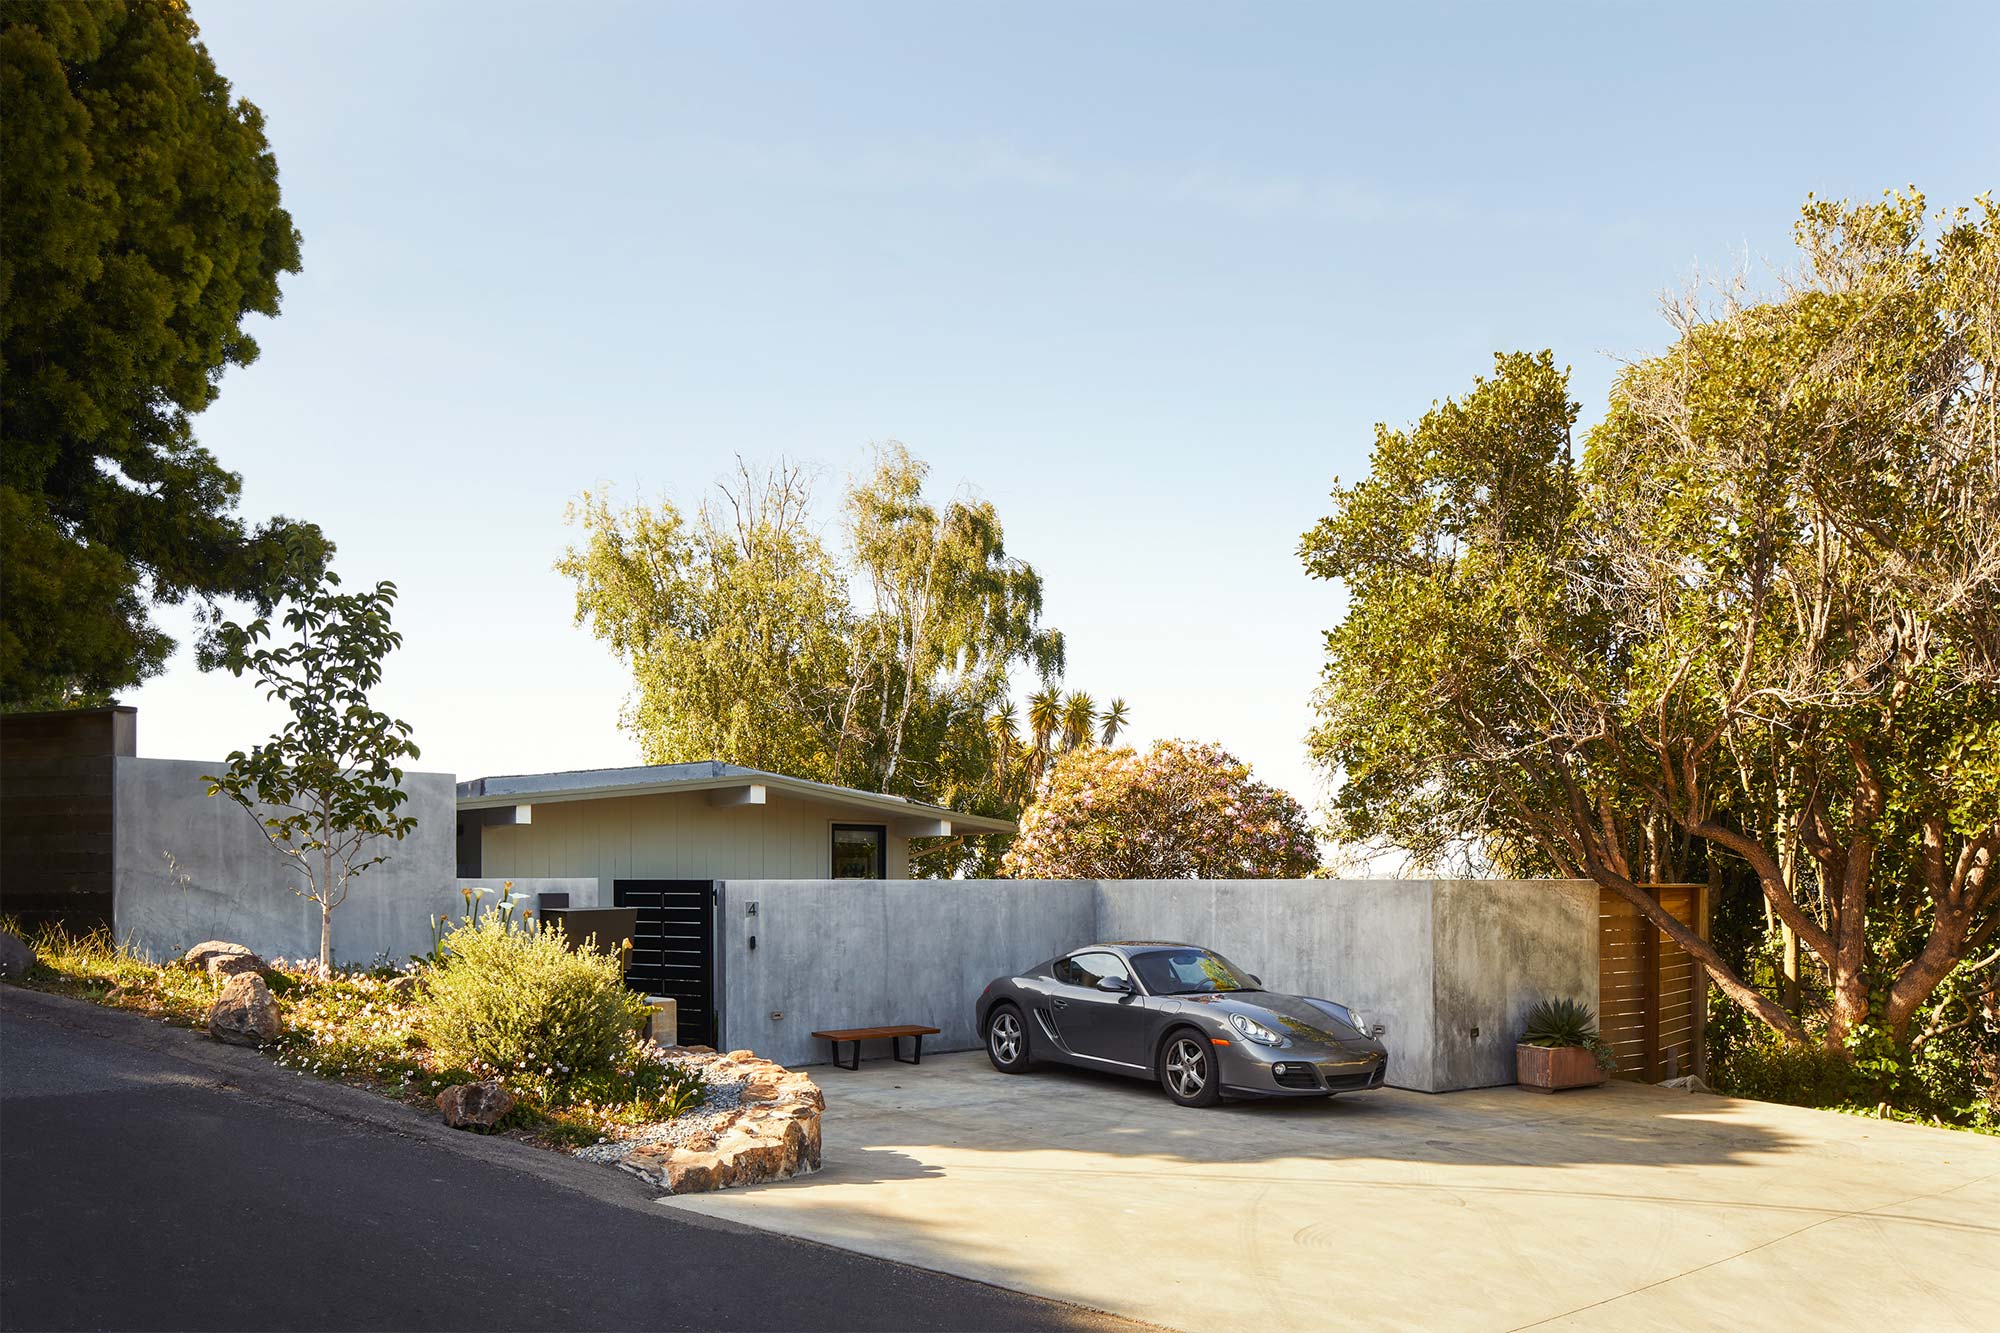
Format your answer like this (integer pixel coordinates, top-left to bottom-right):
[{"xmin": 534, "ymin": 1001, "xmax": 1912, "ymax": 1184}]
[{"xmin": 0, "ymin": 990, "xmax": 1134, "ymax": 1332}]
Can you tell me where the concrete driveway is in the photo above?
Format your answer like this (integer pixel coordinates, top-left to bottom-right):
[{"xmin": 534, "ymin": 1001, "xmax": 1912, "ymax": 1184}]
[{"xmin": 663, "ymin": 1051, "xmax": 2000, "ymax": 1331}]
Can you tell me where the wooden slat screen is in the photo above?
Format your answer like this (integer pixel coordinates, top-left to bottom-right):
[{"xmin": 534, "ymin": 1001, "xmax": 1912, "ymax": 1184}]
[{"xmin": 1598, "ymin": 885, "xmax": 1705, "ymax": 1083}]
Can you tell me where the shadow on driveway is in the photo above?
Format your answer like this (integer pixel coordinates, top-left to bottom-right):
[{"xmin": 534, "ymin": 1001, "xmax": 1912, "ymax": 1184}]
[{"xmin": 664, "ymin": 1050, "xmax": 2000, "ymax": 1332}]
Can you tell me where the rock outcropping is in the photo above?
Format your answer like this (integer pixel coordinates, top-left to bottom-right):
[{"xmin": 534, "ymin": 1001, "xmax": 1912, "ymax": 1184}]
[
  {"xmin": 437, "ymin": 1078, "xmax": 516, "ymax": 1129},
  {"xmin": 207, "ymin": 973, "xmax": 281, "ymax": 1046},
  {"xmin": 0, "ymin": 929, "xmax": 35, "ymax": 980},
  {"xmin": 615, "ymin": 1047, "xmax": 823, "ymax": 1194},
  {"xmin": 183, "ymin": 940, "xmax": 270, "ymax": 980}
]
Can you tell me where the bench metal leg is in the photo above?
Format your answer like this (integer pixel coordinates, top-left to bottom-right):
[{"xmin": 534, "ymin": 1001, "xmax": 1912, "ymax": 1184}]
[
  {"xmin": 892, "ymin": 1033, "xmax": 923, "ymax": 1065},
  {"xmin": 828, "ymin": 1038, "xmax": 860, "ymax": 1071}
]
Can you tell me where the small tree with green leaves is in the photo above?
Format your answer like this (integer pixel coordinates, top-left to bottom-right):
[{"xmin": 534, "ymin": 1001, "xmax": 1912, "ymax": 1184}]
[{"xmin": 205, "ymin": 571, "xmax": 419, "ymax": 973}]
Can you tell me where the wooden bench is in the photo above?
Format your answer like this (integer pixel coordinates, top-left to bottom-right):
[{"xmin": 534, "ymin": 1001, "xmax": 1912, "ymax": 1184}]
[{"xmin": 811, "ymin": 1024, "xmax": 941, "ymax": 1071}]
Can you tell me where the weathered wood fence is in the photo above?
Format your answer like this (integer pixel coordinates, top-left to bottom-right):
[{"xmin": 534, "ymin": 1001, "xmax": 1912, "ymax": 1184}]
[{"xmin": 1599, "ymin": 883, "xmax": 1710, "ymax": 1082}]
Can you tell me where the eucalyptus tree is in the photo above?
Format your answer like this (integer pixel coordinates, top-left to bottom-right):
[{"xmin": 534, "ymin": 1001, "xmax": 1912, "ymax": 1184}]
[
  {"xmin": 559, "ymin": 461, "xmax": 855, "ymax": 781},
  {"xmin": 562, "ymin": 448, "xmax": 1090, "ymax": 873},
  {"xmin": 205, "ymin": 568, "xmax": 420, "ymax": 974},
  {"xmin": 1302, "ymin": 190, "xmax": 2000, "ymax": 1061},
  {"xmin": 845, "ymin": 443, "xmax": 1065, "ymax": 789}
]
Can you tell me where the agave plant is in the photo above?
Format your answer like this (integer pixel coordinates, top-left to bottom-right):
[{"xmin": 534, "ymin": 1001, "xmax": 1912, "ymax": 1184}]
[{"xmin": 1521, "ymin": 998, "xmax": 1618, "ymax": 1070}]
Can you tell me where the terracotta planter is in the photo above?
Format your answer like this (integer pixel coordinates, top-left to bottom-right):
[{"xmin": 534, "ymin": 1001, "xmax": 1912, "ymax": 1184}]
[{"xmin": 1516, "ymin": 1043, "xmax": 1605, "ymax": 1093}]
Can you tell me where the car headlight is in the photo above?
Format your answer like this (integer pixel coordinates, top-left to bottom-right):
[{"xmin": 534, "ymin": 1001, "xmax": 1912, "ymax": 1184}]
[
  {"xmin": 1314, "ymin": 999, "xmax": 1376, "ymax": 1038},
  {"xmin": 1229, "ymin": 1013, "xmax": 1287, "ymax": 1047}
]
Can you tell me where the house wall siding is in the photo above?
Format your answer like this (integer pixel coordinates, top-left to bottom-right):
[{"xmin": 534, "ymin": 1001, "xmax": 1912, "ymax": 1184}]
[{"xmin": 475, "ymin": 789, "xmax": 911, "ymax": 891}]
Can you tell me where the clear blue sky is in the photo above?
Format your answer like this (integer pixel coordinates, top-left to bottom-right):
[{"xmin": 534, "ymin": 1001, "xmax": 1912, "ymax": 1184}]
[{"xmin": 132, "ymin": 0, "xmax": 1998, "ymax": 816}]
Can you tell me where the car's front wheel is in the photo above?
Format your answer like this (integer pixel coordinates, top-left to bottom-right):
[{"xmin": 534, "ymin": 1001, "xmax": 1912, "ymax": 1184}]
[
  {"xmin": 1159, "ymin": 1029, "xmax": 1222, "ymax": 1107},
  {"xmin": 986, "ymin": 1004, "xmax": 1033, "ymax": 1074}
]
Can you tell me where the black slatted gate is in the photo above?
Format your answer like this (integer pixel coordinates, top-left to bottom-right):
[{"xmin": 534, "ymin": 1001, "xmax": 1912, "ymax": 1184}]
[{"xmin": 613, "ymin": 880, "xmax": 717, "ymax": 1048}]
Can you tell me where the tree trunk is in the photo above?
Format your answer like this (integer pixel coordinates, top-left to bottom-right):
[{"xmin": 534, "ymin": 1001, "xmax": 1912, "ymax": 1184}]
[
  {"xmin": 319, "ymin": 847, "xmax": 335, "ymax": 974},
  {"xmin": 1781, "ymin": 923, "xmax": 1799, "ymax": 1014}
]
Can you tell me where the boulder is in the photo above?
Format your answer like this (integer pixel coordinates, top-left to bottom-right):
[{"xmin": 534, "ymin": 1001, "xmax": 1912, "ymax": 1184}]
[
  {"xmin": 207, "ymin": 974, "xmax": 281, "ymax": 1046},
  {"xmin": 385, "ymin": 973, "xmax": 422, "ymax": 1002},
  {"xmin": 0, "ymin": 929, "xmax": 35, "ymax": 980},
  {"xmin": 184, "ymin": 941, "xmax": 268, "ymax": 979},
  {"xmin": 437, "ymin": 1079, "xmax": 515, "ymax": 1130}
]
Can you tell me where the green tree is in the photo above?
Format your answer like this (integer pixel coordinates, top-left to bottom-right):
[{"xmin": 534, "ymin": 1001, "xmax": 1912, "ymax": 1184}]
[
  {"xmin": 0, "ymin": 0, "xmax": 325, "ymax": 709},
  {"xmin": 845, "ymin": 442, "xmax": 1065, "ymax": 790},
  {"xmin": 558, "ymin": 461, "xmax": 856, "ymax": 781},
  {"xmin": 204, "ymin": 570, "xmax": 420, "ymax": 974},
  {"xmin": 1098, "ymin": 698, "xmax": 1130, "ymax": 746},
  {"xmin": 1002, "ymin": 740, "xmax": 1321, "ymax": 880},
  {"xmin": 558, "ymin": 447, "xmax": 1110, "ymax": 876},
  {"xmin": 1058, "ymin": 692, "xmax": 1098, "ymax": 751},
  {"xmin": 1302, "ymin": 190, "xmax": 2000, "ymax": 1067}
]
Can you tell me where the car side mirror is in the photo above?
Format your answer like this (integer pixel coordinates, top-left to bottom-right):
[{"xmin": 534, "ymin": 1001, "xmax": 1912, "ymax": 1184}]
[{"xmin": 1096, "ymin": 975, "xmax": 1132, "ymax": 994}]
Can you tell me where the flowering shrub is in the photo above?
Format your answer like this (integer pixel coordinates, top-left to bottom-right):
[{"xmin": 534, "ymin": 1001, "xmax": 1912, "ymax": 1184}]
[
  {"xmin": 417, "ymin": 916, "xmax": 650, "ymax": 1086},
  {"xmin": 1001, "ymin": 739, "xmax": 1321, "ymax": 879},
  {"xmin": 270, "ymin": 968, "xmax": 430, "ymax": 1090}
]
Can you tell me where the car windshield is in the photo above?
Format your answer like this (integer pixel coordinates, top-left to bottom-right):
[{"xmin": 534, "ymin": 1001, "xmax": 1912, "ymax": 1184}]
[{"xmin": 1128, "ymin": 948, "xmax": 1259, "ymax": 996}]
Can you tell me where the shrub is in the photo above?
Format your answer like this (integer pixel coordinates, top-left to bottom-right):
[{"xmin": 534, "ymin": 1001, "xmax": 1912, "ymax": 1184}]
[
  {"xmin": 417, "ymin": 917, "xmax": 649, "ymax": 1085},
  {"xmin": 1712, "ymin": 1032, "xmax": 1855, "ymax": 1107}
]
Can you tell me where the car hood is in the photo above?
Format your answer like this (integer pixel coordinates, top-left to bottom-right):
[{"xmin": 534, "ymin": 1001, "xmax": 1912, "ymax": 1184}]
[{"xmin": 1183, "ymin": 990, "xmax": 1381, "ymax": 1053}]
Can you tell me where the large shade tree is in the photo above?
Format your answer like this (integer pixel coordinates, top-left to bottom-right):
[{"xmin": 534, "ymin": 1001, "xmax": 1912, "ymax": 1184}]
[
  {"xmin": 1, "ymin": 0, "xmax": 325, "ymax": 709},
  {"xmin": 559, "ymin": 446, "xmax": 1104, "ymax": 875},
  {"xmin": 1302, "ymin": 190, "xmax": 2000, "ymax": 1068}
]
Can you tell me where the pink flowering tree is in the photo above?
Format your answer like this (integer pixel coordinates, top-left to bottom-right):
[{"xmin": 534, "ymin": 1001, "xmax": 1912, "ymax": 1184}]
[{"xmin": 1001, "ymin": 740, "xmax": 1320, "ymax": 879}]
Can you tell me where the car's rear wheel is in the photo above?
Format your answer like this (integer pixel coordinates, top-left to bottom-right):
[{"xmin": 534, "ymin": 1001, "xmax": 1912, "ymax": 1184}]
[
  {"xmin": 986, "ymin": 1004, "xmax": 1033, "ymax": 1073},
  {"xmin": 1160, "ymin": 1028, "xmax": 1222, "ymax": 1107}
]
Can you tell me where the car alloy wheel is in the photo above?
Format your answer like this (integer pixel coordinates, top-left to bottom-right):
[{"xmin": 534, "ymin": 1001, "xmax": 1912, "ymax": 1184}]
[
  {"xmin": 1162, "ymin": 1033, "xmax": 1219, "ymax": 1105},
  {"xmin": 987, "ymin": 1006, "xmax": 1030, "ymax": 1073}
]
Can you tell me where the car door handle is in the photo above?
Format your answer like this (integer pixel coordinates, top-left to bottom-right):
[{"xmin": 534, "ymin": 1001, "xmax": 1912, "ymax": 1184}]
[{"xmin": 1051, "ymin": 998, "xmax": 1069, "ymax": 1010}]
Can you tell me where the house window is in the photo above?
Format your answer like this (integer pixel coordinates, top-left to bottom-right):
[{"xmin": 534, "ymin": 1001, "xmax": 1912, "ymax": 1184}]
[{"xmin": 831, "ymin": 824, "xmax": 887, "ymax": 879}]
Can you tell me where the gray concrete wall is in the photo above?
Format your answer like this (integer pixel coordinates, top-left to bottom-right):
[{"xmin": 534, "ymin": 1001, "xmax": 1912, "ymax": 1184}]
[
  {"xmin": 1093, "ymin": 879, "xmax": 1440, "ymax": 1090},
  {"xmin": 113, "ymin": 757, "xmax": 458, "ymax": 967},
  {"xmin": 1429, "ymin": 878, "xmax": 1598, "ymax": 1091},
  {"xmin": 717, "ymin": 877, "xmax": 1599, "ymax": 1092},
  {"xmin": 715, "ymin": 879, "xmax": 1096, "ymax": 1068}
]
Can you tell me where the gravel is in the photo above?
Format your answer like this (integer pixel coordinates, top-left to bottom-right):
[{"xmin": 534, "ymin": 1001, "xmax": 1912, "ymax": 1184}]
[{"xmin": 570, "ymin": 1073, "xmax": 746, "ymax": 1165}]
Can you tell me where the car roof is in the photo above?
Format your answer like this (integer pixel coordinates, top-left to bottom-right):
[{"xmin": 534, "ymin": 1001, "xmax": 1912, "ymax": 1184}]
[{"xmin": 1087, "ymin": 941, "xmax": 1203, "ymax": 952}]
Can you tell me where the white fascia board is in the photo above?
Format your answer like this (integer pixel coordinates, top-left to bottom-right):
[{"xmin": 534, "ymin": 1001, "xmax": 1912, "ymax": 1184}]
[{"xmin": 456, "ymin": 773, "xmax": 1015, "ymax": 834}]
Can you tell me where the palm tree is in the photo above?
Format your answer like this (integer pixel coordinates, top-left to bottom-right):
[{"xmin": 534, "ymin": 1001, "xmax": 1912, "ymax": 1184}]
[
  {"xmin": 1027, "ymin": 688, "xmax": 1062, "ymax": 754},
  {"xmin": 1059, "ymin": 692, "xmax": 1096, "ymax": 751},
  {"xmin": 1025, "ymin": 687, "xmax": 1063, "ymax": 787},
  {"xmin": 1098, "ymin": 697, "xmax": 1129, "ymax": 746},
  {"xmin": 985, "ymin": 702, "xmax": 1020, "ymax": 780}
]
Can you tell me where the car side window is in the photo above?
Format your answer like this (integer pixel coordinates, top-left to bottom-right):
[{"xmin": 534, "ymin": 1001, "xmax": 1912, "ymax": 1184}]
[{"xmin": 1059, "ymin": 950, "xmax": 1132, "ymax": 989}]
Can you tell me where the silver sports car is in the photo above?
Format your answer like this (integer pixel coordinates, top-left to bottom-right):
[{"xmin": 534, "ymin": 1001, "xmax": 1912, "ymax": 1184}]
[{"xmin": 975, "ymin": 941, "xmax": 1389, "ymax": 1106}]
